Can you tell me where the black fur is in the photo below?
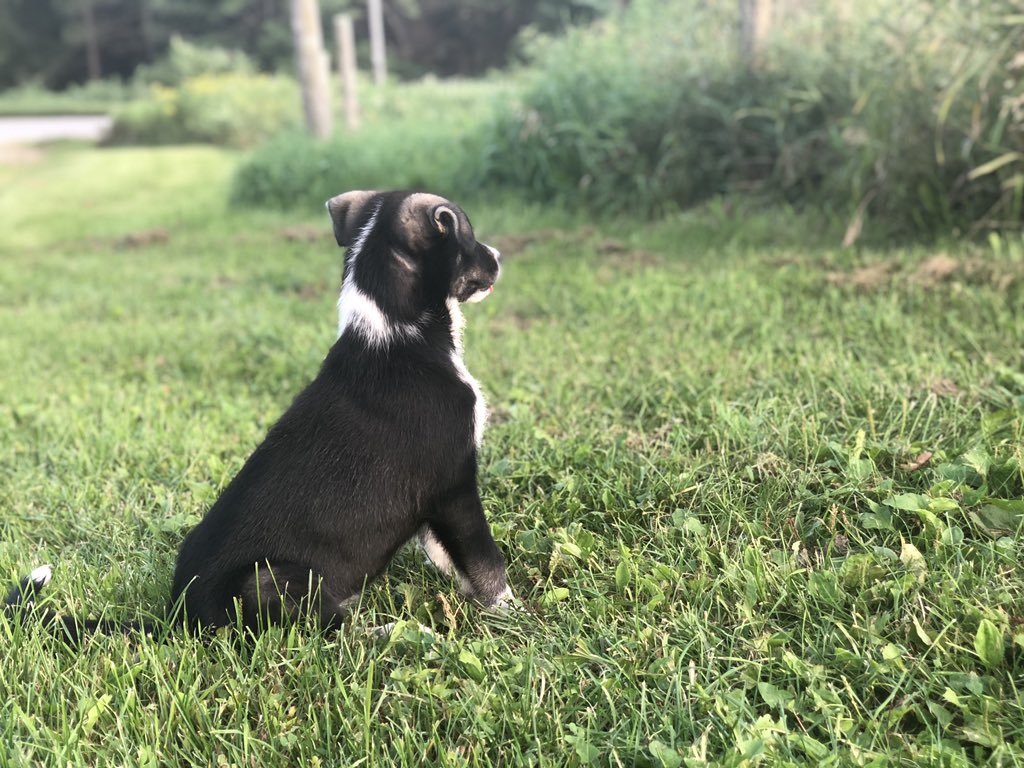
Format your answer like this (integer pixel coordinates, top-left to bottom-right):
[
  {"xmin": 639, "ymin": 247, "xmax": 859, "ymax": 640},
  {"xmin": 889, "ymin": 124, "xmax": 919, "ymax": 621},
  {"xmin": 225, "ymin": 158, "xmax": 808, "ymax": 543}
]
[{"xmin": 6, "ymin": 190, "xmax": 511, "ymax": 638}]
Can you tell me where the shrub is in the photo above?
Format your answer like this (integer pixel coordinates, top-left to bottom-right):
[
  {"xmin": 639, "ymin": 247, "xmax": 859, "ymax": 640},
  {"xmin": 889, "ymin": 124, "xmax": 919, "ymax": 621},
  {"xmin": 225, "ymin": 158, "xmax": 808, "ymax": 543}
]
[
  {"xmin": 478, "ymin": 0, "xmax": 1024, "ymax": 237},
  {"xmin": 134, "ymin": 36, "xmax": 254, "ymax": 87},
  {"xmin": 106, "ymin": 73, "xmax": 300, "ymax": 148},
  {"xmin": 0, "ymin": 78, "xmax": 140, "ymax": 116},
  {"xmin": 229, "ymin": 78, "xmax": 509, "ymax": 209}
]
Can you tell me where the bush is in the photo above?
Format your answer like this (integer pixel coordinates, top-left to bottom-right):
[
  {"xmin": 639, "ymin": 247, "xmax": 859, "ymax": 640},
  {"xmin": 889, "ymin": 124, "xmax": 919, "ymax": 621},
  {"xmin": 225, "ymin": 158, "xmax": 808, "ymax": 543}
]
[
  {"xmin": 106, "ymin": 73, "xmax": 300, "ymax": 148},
  {"xmin": 134, "ymin": 36, "xmax": 254, "ymax": 87},
  {"xmin": 0, "ymin": 78, "xmax": 140, "ymax": 116},
  {"xmin": 478, "ymin": 0, "xmax": 1024, "ymax": 237},
  {"xmin": 230, "ymin": 78, "xmax": 509, "ymax": 209}
]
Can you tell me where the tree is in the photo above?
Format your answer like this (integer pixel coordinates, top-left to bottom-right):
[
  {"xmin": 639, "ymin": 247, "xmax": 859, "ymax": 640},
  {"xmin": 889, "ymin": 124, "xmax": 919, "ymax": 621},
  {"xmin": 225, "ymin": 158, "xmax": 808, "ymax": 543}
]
[
  {"xmin": 0, "ymin": 0, "xmax": 617, "ymax": 90},
  {"xmin": 378, "ymin": 0, "xmax": 619, "ymax": 77}
]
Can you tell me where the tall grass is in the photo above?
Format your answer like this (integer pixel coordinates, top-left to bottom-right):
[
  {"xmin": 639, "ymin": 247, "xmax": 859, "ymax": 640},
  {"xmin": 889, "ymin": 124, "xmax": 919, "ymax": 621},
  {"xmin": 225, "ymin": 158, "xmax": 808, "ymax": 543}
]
[
  {"xmin": 230, "ymin": 78, "xmax": 510, "ymax": 208},
  {"xmin": 478, "ymin": 0, "xmax": 1024, "ymax": 238}
]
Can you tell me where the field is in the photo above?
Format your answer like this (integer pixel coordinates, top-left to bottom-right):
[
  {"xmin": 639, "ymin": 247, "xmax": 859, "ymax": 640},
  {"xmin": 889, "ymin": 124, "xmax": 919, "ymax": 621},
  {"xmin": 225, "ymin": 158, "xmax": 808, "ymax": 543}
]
[{"xmin": 1, "ymin": 144, "xmax": 1023, "ymax": 766}]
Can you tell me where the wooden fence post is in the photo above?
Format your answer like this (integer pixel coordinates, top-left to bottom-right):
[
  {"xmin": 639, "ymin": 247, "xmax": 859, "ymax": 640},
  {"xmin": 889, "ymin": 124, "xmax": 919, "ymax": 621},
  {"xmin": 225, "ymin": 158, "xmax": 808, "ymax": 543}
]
[
  {"xmin": 290, "ymin": 0, "xmax": 333, "ymax": 139},
  {"xmin": 367, "ymin": 0, "xmax": 387, "ymax": 85},
  {"xmin": 739, "ymin": 0, "xmax": 773, "ymax": 70},
  {"xmin": 334, "ymin": 13, "xmax": 360, "ymax": 130}
]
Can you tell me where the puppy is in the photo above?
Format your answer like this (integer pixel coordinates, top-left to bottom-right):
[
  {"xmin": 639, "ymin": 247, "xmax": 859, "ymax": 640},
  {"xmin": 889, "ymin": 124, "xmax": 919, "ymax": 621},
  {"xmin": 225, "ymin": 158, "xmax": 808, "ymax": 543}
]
[{"xmin": 5, "ymin": 190, "xmax": 513, "ymax": 637}]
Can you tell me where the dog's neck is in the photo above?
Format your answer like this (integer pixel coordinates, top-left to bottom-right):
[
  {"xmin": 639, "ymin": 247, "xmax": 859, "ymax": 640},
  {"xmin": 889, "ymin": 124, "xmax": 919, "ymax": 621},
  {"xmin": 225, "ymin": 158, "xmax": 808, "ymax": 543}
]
[
  {"xmin": 336, "ymin": 285, "xmax": 468, "ymax": 358},
  {"xmin": 336, "ymin": 279, "xmax": 423, "ymax": 348},
  {"xmin": 446, "ymin": 297, "xmax": 467, "ymax": 357},
  {"xmin": 335, "ymin": 207, "xmax": 426, "ymax": 348},
  {"xmin": 335, "ymin": 288, "xmax": 486, "ymax": 445}
]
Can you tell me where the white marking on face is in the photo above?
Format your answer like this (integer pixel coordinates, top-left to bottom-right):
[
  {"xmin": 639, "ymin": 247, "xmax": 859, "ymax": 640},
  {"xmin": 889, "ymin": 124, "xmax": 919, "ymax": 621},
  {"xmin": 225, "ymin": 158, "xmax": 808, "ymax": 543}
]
[
  {"xmin": 447, "ymin": 298, "xmax": 488, "ymax": 447},
  {"xmin": 484, "ymin": 244, "xmax": 501, "ymax": 260},
  {"xmin": 465, "ymin": 287, "xmax": 492, "ymax": 304},
  {"xmin": 337, "ymin": 204, "xmax": 421, "ymax": 347}
]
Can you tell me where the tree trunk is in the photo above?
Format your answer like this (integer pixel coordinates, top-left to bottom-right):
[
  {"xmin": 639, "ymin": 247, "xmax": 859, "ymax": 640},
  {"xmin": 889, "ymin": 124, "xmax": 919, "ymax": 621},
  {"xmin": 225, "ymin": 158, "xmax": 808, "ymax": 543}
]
[
  {"xmin": 739, "ymin": 0, "xmax": 772, "ymax": 70},
  {"xmin": 289, "ymin": 0, "xmax": 333, "ymax": 139},
  {"xmin": 334, "ymin": 13, "xmax": 360, "ymax": 130},
  {"xmin": 81, "ymin": 0, "xmax": 102, "ymax": 80},
  {"xmin": 367, "ymin": 0, "xmax": 387, "ymax": 85}
]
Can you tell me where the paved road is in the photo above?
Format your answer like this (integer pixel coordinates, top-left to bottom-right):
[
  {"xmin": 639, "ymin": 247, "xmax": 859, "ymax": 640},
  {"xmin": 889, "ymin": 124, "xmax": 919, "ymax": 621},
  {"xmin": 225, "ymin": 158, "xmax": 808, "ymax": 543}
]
[{"xmin": 0, "ymin": 115, "xmax": 112, "ymax": 144}]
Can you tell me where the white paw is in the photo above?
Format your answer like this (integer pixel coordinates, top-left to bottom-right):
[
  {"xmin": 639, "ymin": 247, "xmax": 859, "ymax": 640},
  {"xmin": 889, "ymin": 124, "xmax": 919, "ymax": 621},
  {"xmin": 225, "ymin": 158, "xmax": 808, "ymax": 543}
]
[
  {"xmin": 368, "ymin": 621, "xmax": 397, "ymax": 638},
  {"xmin": 486, "ymin": 586, "xmax": 524, "ymax": 613},
  {"xmin": 367, "ymin": 620, "xmax": 436, "ymax": 640}
]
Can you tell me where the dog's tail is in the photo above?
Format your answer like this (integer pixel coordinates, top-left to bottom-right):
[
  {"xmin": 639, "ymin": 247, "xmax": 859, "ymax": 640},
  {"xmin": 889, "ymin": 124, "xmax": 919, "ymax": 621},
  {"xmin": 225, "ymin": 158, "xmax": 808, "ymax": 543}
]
[
  {"xmin": 4, "ymin": 564, "xmax": 160, "ymax": 643},
  {"xmin": 4, "ymin": 564, "xmax": 53, "ymax": 611}
]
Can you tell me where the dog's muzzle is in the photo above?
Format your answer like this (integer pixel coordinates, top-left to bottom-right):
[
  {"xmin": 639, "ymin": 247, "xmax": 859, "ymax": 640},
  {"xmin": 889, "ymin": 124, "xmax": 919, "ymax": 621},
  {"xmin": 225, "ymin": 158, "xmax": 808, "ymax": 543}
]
[{"xmin": 455, "ymin": 244, "xmax": 501, "ymax": 303}]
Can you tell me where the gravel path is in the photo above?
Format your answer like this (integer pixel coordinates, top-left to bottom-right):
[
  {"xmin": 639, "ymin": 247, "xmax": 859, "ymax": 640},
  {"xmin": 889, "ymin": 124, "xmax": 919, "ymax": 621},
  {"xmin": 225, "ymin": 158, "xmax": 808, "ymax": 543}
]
[{"xmin": 0, "ymin": 115, "xmax": 112, "ymax": 144}]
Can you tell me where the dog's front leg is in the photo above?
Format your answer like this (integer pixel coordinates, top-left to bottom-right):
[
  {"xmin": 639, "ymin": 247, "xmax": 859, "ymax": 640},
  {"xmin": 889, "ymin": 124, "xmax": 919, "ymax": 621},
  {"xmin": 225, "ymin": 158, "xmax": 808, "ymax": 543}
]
[{"xmin": 426, "ymin": 490, "xmax": 514, "ymax": 610}]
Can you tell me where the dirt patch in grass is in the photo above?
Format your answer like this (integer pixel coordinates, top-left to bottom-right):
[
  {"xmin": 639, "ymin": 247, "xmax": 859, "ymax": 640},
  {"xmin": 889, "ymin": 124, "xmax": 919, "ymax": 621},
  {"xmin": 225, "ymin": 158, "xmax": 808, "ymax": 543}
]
[
  {"xmin": 486, "ymin": 229, "xmax": 662, "ymax": 273},
  {"xmin": 81, "ymin": 228, "xmax": 172, "ymax": 251},
  {"xmin": 279, "ymin": 225, "xmax": 329, "ymax": 244},
  {"xmin": 595, "ymin": 238, "xmax": 662, "ymax": 270},
  {"xmin": 115, "ymin": 228, "xmax": 170, "ymax": 249},
  {"xmin": 289, "ymin": 279, "xmax": 332, "ymax": 301},
  {"xmin": 489, "ymin": 227, "xmax": 598, "ymax": 256},
  {"xmin": 825, "ymin": 261, "xmax": 895, "ymax": 289},
  {"xmin": 929, "ymin": 377, "xmax": 961, "ymax": 397},
  {"xmin": 825, "ymin": 253, "xmax": 1024, "ymax": 292}
]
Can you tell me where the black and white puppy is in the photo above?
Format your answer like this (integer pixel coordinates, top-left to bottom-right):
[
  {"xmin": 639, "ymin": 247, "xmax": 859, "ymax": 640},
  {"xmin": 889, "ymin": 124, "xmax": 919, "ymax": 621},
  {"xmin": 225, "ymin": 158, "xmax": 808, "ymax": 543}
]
[{"xmin": 5, "ymin": 190, "xmax": 513, "ymax": 636}]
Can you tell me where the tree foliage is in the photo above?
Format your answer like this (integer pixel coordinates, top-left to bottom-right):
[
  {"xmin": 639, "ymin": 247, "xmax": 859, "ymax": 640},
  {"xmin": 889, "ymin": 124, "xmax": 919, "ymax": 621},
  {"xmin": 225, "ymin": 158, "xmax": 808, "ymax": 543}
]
[{"xmin": 0, "ymin": 0, "xmax": 618, "ymax": 90}]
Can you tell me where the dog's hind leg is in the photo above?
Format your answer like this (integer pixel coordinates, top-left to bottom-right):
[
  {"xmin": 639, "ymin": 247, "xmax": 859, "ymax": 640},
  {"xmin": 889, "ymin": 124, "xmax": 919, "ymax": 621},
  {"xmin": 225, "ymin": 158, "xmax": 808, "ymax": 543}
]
[
  {"xmin": 417, "ymin": 525, "xmax": 460, "ymax": 579},
  {"xmin": 235, "ymin": 561, "xmax": 352, "ymax": 632}
]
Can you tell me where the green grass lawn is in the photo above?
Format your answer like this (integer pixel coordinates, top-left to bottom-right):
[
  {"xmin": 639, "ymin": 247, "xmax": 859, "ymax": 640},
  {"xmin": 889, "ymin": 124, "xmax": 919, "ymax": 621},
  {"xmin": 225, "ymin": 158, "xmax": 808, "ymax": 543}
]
[{"xmin": 1, "ymin": 145, "xmax": 1022, "ymax": 766}]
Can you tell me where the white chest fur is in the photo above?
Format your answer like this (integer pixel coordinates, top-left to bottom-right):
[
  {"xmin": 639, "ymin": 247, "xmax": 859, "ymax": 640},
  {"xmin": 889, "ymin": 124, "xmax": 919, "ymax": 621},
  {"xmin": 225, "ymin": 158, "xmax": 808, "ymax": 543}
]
[{"xmin": 447, "ymin": 299, "xmax": 487, "ymax": 447}]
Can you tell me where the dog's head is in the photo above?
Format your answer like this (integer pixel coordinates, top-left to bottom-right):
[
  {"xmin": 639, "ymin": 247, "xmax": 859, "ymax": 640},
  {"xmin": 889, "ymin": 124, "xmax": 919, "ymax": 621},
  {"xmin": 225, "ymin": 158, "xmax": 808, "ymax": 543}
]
[{"xmin": 326, "ymin": 190, "xmax": 501, "ymax": 312}]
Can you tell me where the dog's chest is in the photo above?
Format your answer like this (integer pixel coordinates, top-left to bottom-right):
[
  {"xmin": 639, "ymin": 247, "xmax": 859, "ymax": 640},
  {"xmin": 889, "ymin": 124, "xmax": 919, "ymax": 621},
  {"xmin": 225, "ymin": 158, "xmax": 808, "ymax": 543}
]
[
  {"xmin": 448, "ymin": 300, "xmax": 487, "ymax": 447},
  {"xmin": 451, "ymin": 351, "xmax": 487, "ymax": 447}
]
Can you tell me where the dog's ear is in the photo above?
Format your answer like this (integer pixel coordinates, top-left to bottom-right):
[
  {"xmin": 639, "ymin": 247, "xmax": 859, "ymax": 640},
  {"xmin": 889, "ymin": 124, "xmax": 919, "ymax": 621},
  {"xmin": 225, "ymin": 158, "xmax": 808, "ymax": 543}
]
[
  {"xmin": 432, "ymin": 205, "xmax": 459, "ymax": 238},
  {"xmin": 325, "ymin": 190, "xmax": 380, "ymax": 247},
  {"xmin": 397, "ymin": 193, "xmax": 469, "ymax": 249}
]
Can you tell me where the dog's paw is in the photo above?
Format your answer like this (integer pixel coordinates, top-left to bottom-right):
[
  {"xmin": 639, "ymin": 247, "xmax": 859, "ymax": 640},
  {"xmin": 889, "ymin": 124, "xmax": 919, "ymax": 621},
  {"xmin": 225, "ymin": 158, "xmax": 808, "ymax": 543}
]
[
  {"xmin": 484, "ymin": 586, "xmax": 524, "ymax": 614},
  {"xmin": 367, "ymin": 620, "xmax": 436, "ymax": 640},
  {"xmin": 367, "ymin": 621, "xmax": 397, "ymax": 639}
]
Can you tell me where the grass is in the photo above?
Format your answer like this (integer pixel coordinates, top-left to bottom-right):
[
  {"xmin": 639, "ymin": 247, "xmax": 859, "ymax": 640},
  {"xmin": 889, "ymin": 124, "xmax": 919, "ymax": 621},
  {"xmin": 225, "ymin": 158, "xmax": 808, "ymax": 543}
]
[
  {"xmin": 1, "ymin": 144, "xmax": 1023, "ymax": 766},
  {"xmin": 0, "ymin": 82, "xmax": 138, "ymax": 117}
]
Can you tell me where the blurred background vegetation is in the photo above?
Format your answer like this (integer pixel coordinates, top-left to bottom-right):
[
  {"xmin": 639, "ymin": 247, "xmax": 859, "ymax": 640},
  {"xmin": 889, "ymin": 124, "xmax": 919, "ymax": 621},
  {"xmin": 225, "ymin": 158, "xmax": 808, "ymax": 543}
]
[{"xmin": 2, "ymin": 0, "xmax": 1024, "ymax": 241}]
